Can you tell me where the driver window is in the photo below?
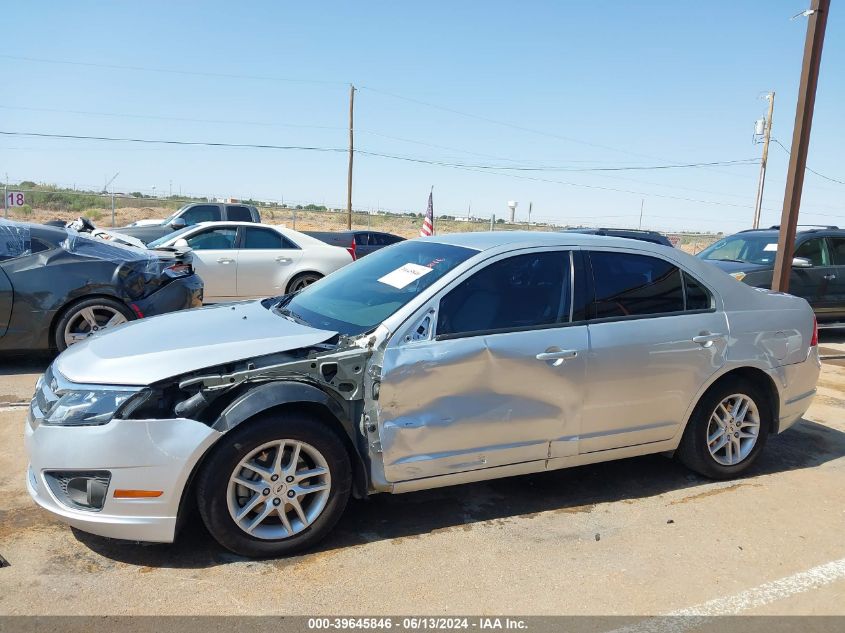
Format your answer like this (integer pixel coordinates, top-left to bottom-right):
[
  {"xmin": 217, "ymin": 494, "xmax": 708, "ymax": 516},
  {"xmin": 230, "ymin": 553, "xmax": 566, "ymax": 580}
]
[
  {"xmin": 187, "ymin": 228, "xmax": 237, "ymax": 250},
  {"xmin": 794, "ymin": 238, "xmax": 829, "ymax": 266},
  {"xmin": 436, "ymin": 251, "xmax": 570, "ymax": 337},
  {"xmin": 181, "ymin": 205, "xmax": 222, "ymax": 225}
]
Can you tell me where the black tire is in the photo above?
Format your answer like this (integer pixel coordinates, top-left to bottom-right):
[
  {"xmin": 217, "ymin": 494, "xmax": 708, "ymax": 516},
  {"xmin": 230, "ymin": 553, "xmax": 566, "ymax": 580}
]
[
  {"xmin": 286, "ymin": 272, "xmax": 323, "ymax": 294},
  {"xmin": 196, "ymin": 411, "xmax": 351, "ymax": 558},
  {"xmin": 53, "ymin": 297, "xmax": 135, "ymax": 352},
  {"xmin": 677, "ymin": 378, "xmax": 771, "ymax": 479}
]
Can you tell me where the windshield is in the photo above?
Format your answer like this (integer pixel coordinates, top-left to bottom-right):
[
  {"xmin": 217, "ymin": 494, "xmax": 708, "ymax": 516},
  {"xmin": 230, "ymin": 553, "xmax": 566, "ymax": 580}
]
[
  {"xmin": 276, "ymin": 240, "xmax": 476, "ymax": 335},
  {"xmin": 147, "ymin": 225, "xmax": 195, "ymax": 248},
  {"xmin": 698, "ymin": 234, "xmax": 781, "ymax": 265}
]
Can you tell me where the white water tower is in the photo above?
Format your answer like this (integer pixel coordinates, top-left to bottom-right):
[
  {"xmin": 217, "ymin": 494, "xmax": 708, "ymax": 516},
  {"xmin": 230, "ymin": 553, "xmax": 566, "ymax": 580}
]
[{"xmin": 507, "ymin": 200, "xmax": 518, "ymax": 223}]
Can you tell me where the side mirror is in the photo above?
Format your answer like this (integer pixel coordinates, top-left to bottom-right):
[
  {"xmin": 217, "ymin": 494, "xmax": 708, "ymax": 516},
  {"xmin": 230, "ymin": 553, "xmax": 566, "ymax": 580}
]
[
  {"xmin": 174, "ymin": 238, "xmax": 189, "ymax": 248},
  {"xmin": 170, "ymin": 217, "xmax": 187, "ymax": 230},
  {"xmin": 792, "ymin": 257, "xmax": 812, "ymax": 268}
]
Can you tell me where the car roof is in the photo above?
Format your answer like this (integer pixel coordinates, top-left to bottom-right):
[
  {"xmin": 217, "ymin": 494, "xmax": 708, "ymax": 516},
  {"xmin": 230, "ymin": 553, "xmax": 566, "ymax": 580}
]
[
  {"xmin": 171, "ymin": 221, "xmax": 332, "ymax": 247},
  {"xmin": 424, "ymin": 230, "xmax": 661, "ymax": 252}
]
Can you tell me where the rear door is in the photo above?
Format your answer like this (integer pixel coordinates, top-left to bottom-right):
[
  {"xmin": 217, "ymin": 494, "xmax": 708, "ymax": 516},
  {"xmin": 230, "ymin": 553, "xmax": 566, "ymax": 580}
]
[
  {"xmin": 183, "ymin": 226, "xmax": 239, "ymax": 301},
  {"xmin": 824, "ymin": 236, "xmax": 845, "ymax": 320},
  {"xmin": 580, "ymin": 249, "xmax": 728, "ymax": 453},
  {"xmin": 792, "ymin": 237, "xmax": 837, "ymax": 316},
  {"xmin": 236, "ymin": 226, "xmax": 303, "ymax": 298}
]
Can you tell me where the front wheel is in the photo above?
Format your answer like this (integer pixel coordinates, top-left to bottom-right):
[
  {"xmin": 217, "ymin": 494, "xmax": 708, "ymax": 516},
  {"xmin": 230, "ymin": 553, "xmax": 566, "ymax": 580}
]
[
  {"xmin": 196, "ymin": 412, "xmax": 351, "ymax": 557},
  {"xmin": 677, "ymin": 379, "xmax": 771, "ymax": 479}
]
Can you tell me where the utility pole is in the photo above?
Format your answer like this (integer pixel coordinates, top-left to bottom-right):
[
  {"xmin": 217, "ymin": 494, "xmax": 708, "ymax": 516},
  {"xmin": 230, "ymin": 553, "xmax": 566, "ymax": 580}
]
[
  {"xmin": 527, "ymin": 201, "xmax": 533, "ymax": 229},
  {"xmin": 346, "ymin": 84, "xmax": 355, "ymax": 230},
  {"xmin": 490, "ymin": 213, "xmax": 495, "ymax": 231},
  {"xmin": 638, "ymin": 199, "xmax": 644, "ymax": 229},
  {"xmin": 772, "ymin": 0, "xmax": 829, "ymax": 293},
  {"xmin": 752, "ymin": 92, "xmax": 775, "ymax": 229}
]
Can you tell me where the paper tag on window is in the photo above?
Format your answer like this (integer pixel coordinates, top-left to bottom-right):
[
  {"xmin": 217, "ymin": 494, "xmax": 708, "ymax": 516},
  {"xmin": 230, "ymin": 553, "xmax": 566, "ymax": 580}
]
[
  {"xmin": 378, "ymin": 263, "xmax": 434, "ymax": 289},
  {"xmin": 764, "ymin": 243, "xmax": 778, "ymax": 252}
]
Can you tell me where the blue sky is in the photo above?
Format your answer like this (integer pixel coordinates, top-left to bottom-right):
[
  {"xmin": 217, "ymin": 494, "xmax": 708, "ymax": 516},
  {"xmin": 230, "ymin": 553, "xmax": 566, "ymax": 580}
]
[{"xmin": 1, "ymin": 1, "xmax": 843, "ymax": 232}]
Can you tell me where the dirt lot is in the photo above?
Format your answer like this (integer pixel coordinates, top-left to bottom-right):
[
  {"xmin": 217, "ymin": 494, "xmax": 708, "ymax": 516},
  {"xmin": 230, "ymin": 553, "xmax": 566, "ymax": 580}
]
[
  {"xmin": 9, "ymin": 203, "xmax": 718, "ymax": 254},
  {"xmin": 0, "ymin": 335, "xmax": 843, "ymax": 616}
]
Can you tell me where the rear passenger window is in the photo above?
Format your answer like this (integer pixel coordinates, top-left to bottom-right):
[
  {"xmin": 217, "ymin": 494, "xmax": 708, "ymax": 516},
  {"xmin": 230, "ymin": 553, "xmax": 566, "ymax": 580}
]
[
  {"xmin": 827, "ymin": 238, "xmax": 845, "ymax": 266},
  {"xmin": 243, "ymin": 227, "xmax": 283, "ymax": 249},
  {"xmin": 684, "ymin": 272, "xmax": 712, "ymax": 311},
  {"xmin": 354, "ymin": 233, "xmax": 369, "ymax": 246},
  {"xmin": 590, "ymin": 252, "xmax": 684, "ymax": 318},
  {"xmin": 437, "ymin": 252, "xmax": 569, "ymax": 337},
  {"xmin": 227, "ymin": 205, "xmax": 253, "ymax": 222}
]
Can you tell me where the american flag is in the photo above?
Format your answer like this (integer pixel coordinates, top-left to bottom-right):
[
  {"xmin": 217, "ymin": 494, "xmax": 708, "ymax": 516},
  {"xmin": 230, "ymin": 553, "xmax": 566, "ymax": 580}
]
[{"xmin": 420, "ymin": 190, "xmax": 434, "ymax": 237}]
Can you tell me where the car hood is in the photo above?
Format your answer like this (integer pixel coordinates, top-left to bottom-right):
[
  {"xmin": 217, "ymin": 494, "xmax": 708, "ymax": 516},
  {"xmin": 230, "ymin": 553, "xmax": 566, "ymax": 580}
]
[
  {"xmin": 55, "ymin": 300, "xmax": 338, "ymax": 385},
  {"xmin": 699, "ymin": 259, "xmax": 772, "ymax": 274}
]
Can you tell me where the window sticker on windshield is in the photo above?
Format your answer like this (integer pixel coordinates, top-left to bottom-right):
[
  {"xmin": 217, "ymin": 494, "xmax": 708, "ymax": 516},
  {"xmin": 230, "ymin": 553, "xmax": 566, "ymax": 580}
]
[
  {"xmin": 764, "ymin": 243, "xmax": 778, "ymax": 252},
  {"xmin": 378, "ymin": 263, "xmax": 434, "ymax": 289}
]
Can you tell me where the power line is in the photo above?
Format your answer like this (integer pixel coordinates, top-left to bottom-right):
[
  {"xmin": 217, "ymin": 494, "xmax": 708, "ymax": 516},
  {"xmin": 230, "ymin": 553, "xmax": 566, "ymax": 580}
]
[
  {"xmin": 771, "ymin": 138, "xmax": 845, "ymax": 185},
  {"xmin": 0, "ymin": 130, "xmax": 758, "ymax": 174}
]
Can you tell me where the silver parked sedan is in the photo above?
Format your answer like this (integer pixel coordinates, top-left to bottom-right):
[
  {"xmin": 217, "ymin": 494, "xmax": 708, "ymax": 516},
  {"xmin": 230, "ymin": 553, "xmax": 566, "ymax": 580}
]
[{"xmin": 25, "ymin": 232, "xmax": 820, "ymax": 557}]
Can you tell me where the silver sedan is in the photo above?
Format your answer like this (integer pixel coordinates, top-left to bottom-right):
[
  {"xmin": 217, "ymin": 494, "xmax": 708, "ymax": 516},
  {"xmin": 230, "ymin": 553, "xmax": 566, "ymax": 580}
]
[{"xmin": 26, "ymin": 232, "xmax": 820, "ymax": 557}]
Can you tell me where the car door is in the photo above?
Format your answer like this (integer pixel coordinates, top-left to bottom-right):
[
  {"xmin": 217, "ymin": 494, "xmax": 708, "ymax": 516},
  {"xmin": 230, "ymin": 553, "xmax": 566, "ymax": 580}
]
[
  {"xmin": 824, "ymin": 236, "xmax": 845, "ymax": 320},
  {"xmin": 236, "ymin": 226, "xmax": 303, "ymax": 298},
  {"xmin": 355, "ymin": 232, "xmax": 374, "ymax": 257},
  {"xmin": 580, "ymin": 249, "xmax": 728, "ymax": 453},
  {"xmin": 0, "ymin": 266, "xmax": 12, "ymax": 338},
  {"xmin": 791, "ymin": 236, "xmax": 836, "ymax": 315},
  {"xmin": 183, "ymin": 226, "xmax": 239, "ymax": 302},
  {"xmin": 376, "ymin": 249, "xmax": 589, "ymax": 483}
]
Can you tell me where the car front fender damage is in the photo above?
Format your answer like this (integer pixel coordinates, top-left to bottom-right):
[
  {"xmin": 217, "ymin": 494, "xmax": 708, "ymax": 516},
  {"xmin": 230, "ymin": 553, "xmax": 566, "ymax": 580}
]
[{"xmin": 159, "ymin": 335, "xmax": 384, "ymax": 497}]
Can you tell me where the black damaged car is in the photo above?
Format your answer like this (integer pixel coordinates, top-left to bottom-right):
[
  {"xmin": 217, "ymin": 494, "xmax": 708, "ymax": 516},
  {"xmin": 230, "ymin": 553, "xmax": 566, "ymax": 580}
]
[{"xmin": 0, "ymin": 220, "xmax": 203, "ymax": 352}]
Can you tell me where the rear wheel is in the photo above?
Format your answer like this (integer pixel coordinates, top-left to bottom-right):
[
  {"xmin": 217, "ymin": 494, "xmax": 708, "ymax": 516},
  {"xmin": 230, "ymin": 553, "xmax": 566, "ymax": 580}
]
[
  {"xmin": 287, "ymin": 272, "xmax": 322, "ymax": 293},
  {"xmin": 53, "ymin": 297, "xmax": 135, "ymax": 351},
  {"xmin": 678, "ymin": 379, "xmax": 771, "ymax": 479},
  {"xmin": 196, "ymin": 412, "xmax": 351, "ymax": 557}
]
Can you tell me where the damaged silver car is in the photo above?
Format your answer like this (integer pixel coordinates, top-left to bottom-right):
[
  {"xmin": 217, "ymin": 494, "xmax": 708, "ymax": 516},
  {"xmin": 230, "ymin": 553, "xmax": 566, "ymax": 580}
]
[{"xmin": 25, "ymin": 232, "xmax": 820, "ymax": 557}]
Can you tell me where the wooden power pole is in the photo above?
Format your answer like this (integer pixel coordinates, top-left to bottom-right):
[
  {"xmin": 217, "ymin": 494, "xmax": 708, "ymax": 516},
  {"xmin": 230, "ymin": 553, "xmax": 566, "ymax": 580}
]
[
  {"xmin": 772, "ymin": 0, "xmax": 830, "ymax": 293},
  {"xmin": 752, "ymin": 92, "xmax": 775, "ymax": 229},
  {"xmin": 346, "ymin": 84, "xmax": 355, "ymax": 230}
]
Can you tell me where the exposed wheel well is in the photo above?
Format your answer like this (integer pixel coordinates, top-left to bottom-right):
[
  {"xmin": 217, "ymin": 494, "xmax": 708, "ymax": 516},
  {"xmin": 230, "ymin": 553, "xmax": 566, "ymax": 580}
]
[
  {"xmin": 48, "ymin": 293, "xmax": 133, "ymax": 350},
  {"xmin": 697, "ymin": 367, "xmax": 781, "ymax": 432},
  {"xmin": 176, "ymin": 399, "xmax": 370, "ymax": 540}
]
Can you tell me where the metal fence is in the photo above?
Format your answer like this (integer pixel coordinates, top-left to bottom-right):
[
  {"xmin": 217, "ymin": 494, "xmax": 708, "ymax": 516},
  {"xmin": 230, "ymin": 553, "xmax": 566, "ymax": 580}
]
[{"xmin": 2, "ymin": 187, "xmax": 721, "ymax": 251}]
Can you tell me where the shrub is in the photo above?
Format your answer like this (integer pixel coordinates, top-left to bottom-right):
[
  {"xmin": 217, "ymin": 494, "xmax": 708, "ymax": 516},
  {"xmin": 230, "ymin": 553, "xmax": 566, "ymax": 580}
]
[
  {"xmin": 83, "ymin": 208, "xmax": 103, "ymax": 221},
  {"xmin": 14, "ymin": 204, "xmax": 33, "ymax": 217}
]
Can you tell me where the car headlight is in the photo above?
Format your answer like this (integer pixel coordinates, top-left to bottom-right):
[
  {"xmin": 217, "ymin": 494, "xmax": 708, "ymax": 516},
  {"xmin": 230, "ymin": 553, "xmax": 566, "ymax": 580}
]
[
  {"xmin": 730, "ymin": 271, "xmax": 747, "ymax": 282},
  {"xmin": 42, "ymin": 389, "xmax": 139, "ymax": 427}
]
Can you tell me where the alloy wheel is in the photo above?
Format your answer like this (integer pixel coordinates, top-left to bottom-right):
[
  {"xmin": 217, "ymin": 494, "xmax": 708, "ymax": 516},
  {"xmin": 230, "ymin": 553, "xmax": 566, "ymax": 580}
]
[
  {"xmin": 63, "ymin": 306, "xmax": 128, "ymax": 347},
  {"xmin": 227, "ymin": 439, "xmax": 331, "ymax": 540},
  {"xmin": 289, "ymin": 274, "xmax": 320, "ymax": 292},
  {"xmin": 706, "ymin": 394, "xmax": 761, "ymax": 466}
]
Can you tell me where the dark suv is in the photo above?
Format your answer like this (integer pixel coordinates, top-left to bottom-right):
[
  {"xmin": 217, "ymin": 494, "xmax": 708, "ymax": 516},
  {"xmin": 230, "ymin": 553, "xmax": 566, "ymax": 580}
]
[
  {"xmin": 699, "ymin": 225, "xmax": 845, "ymax": 323},
  {"xmin": 562, "ymin": 228, "xmax": 673, "ymax": 247},
  {"xmin": 115, "ymin": 202, "xmax": 261, "ymax": 245},
  {"xmin": 304, "ymin": 230, "xmax": 404, "ymax": 259}
]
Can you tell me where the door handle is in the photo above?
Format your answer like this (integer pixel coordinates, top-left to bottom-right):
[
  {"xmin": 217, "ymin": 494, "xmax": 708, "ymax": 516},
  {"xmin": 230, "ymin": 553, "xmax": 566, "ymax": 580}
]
[
  {"xmin": 536, "ymin": 349, "xmax": 578, "ymax": 364},
  {"xmin": 275, "ymin": 256, "xmax": 293, "ymax": 264},
  {"xmin": 823, "ymin": 274, "xmax": 836, "ymax": 281},
  {"xmin": 692, "ymin": 333, "xmax": 725, "ymax": 347},
  {"xmin": 217, "ymin": 257, "xmax": 234, "ymax": 264}
]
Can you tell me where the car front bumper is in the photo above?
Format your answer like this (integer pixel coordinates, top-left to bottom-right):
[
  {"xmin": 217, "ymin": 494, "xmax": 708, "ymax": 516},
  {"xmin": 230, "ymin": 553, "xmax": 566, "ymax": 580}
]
[
  {"xmin": 135, "ymin": 274, "xmax": 203, "ymax": 318},
  {"xmin": 25, "ymin": 399, "xmax": 221, "ymax": 543}
]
